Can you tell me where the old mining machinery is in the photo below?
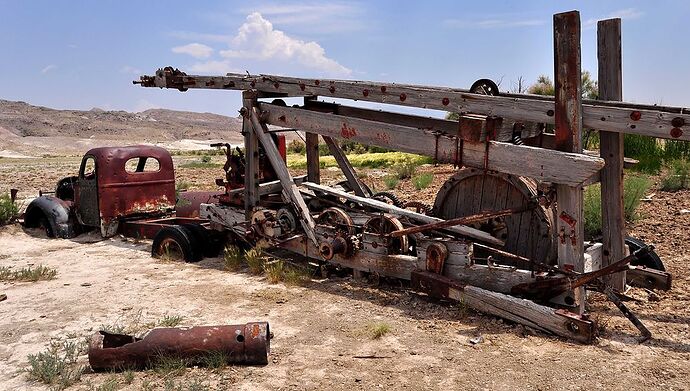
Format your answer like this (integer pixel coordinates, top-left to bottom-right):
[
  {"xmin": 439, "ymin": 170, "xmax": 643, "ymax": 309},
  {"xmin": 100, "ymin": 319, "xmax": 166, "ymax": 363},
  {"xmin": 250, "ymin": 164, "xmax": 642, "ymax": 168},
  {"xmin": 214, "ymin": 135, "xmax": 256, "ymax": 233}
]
[{"xmin": 135, "ymin": 11, "xmax": 684, "ymax": 343}]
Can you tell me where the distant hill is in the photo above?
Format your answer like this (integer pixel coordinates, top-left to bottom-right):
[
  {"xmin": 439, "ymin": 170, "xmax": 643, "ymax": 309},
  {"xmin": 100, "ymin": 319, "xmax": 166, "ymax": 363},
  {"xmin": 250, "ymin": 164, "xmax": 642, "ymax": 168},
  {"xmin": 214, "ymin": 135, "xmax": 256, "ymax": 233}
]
[{"xmin": 0, "ymin": 100, "xmax": 245, "ymax": 156}]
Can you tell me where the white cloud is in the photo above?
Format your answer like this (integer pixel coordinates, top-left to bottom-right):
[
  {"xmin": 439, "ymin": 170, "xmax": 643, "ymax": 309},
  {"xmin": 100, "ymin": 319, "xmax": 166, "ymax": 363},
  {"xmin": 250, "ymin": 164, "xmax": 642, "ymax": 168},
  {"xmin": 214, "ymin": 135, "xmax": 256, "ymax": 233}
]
[
  {"xmin": 172, "ymin": 43, "xmax": 214, "ymax": 58},
  {"xmin": 120, "ymin": 65, "xmax": 142, "ymax": 75},
  {"xmin": 584, "ymin": 8, "xmax": 643, "ymax": 27},
  {"xmin": 444, "ymin": 18, "xmax": 545, "ymax": 29},
  {"xmin": 41, "ymin": 65, "xmax": 56, "ymax": 74},
  {"xmin": 219, "ymin": 12, "xmax": 351, "ymax": 76},
  {"xmin": 238, "ymin": 2, "xmax": 364, "ymax": 33}
]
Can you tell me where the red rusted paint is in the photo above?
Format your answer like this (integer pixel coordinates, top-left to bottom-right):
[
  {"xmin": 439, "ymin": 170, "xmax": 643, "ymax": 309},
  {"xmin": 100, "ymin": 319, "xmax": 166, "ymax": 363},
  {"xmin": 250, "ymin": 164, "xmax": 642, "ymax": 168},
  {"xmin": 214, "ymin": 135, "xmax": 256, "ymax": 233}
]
[
  {"xmin": 273, "ymin": 82, "xmax": 280, "ymax": 89},
  {"xmin": 76, "ymin": 146, "xmax": 176, "ymax": 231},
  {"xmin": 559, "ymin": 211, "xmax": 577, "ymax": 229},
  {"xmin": 329, "ymin": 86, "xmax": 336, "ymax": 93},
  {"xmin": 425, "ymin": 243, "xmax": 448, "ymax": 274},
  {"xmin": 299, "ymin": 83, "xmax": 306, "ymax": 91},
  {"xmin": 362, "ymin": 89, "xmax": 369, "ymax": 97},
  {"xmin": 314, "ymin": 80, "xmax": 320, "ymax": 86},
  {"xmin": 278, "ymin": 115, "xmax": 286, "ymax": 122},
  {"xmin": 375, "ymin": 132, "xmax": 391, "ymax": 144},
  {"xmin": 399, "ymin": 93, "xmax": 407, "ymax": 102},
  {"xmin": 630, "ymin": 111, "xmax": 641, "ymax": 121},
  {"xmin": 671, "ymin": 127, "xmax": 683, "ymax": 138},
  {"xmin": 340, "ymin": 123, "xmax": 357, "ymax": 139},
  {"xmin": 380, "ymin": 86, "xmax": 387, "ymax": 93},
  {"xmin": 442, "ymin": 97, "xmax": 450, "ymax": 106},
  {"xmin": 88, "ymin": 322, "xmax": 270, "ymax": 371}
]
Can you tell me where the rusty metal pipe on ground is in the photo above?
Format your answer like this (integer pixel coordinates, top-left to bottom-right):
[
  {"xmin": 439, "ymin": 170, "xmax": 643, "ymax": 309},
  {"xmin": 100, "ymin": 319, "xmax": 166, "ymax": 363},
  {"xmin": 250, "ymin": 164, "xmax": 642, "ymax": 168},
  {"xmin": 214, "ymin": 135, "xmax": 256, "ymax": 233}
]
[{"xmin": 88, "ymin": 322, "xmax": 270, "ymax": 371}]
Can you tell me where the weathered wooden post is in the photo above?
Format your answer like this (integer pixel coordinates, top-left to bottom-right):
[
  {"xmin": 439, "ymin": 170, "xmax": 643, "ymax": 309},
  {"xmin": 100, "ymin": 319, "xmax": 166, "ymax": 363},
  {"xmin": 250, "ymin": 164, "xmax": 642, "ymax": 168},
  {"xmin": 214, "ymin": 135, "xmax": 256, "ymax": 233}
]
[
  {"xmin": 242, "ymin": 91, "xmax": 260, "ymax": 219},
  {"xmin": 553, "ymin": 10, "xmax": 585, "ymax": 312},
  {"xmin": 598, "ymin": 18, "xmax": 627, "ymax": 291},
  {"xmin": 304, "ymin": 97, "xmax": 321, "ymax": 184}
]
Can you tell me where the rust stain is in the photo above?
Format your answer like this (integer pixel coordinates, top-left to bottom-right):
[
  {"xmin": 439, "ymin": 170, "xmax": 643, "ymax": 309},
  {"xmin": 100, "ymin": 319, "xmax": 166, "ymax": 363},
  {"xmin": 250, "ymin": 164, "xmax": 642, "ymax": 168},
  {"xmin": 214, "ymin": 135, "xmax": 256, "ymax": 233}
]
[
  {"xmin": 442, "ymin": 98, "xmax": 450, "ymax": 106},
  {"xmin": 362, "ymin": 89, "xmax": 369, "ymax": 97},
  {"xmin": 375, "ymin": 132, "xmax": 391, "ymax": 144},
  {"xmin": 630, "ymin": 111, "xmax": 642, "ymax": 121},
  {"xmin": 670, "ymin": 127, "xmax": 683, "ymax": 138},
  {"xmin": 340, "ymin": 123, "xmax": 357, "ymax": 139}
]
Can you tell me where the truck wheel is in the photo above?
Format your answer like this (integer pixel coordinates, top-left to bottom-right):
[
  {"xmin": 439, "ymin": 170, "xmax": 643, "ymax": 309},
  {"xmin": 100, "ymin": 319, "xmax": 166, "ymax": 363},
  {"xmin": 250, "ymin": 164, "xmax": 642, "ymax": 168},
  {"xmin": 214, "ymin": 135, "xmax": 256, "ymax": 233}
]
[
  {"xmin": 181, "ymin": 223, "xmax": 225, "ymax": 258},
  {"xmin": 151, "ymin": 226, "xmax": 202, "ymax": 263}
]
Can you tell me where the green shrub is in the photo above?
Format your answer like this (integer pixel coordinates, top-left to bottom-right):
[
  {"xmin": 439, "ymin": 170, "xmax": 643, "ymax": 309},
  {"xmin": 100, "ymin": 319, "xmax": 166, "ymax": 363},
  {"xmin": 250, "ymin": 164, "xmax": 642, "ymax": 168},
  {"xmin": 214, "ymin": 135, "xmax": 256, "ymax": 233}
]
[
  {"xmin": 25, "ymin": 341, "xmax": 85, "ymax": 389},
  {"xmin": 158, "ymin": 314, "xmax": 184, "ymax": 327},
  {"xmin": 263, "ymin": 260, "xmax": 285, "ymax": 284},
  {"xmin": 245, "ymin": 248, "xmax": 265, "ymax": 275},
  {"xmin": 0, "ymin": 193, "xmax": 18, "ymax": 225},
  {"xmin": 383, "ymin": 175, "xmax": 399, "ymax": 190},
  {"xmin": 660, "ymin": 159, "xmax": 690, "ymax": 191},
  {"xmin": 223, "ymin": 245, "xmax": 244, "ymax": 271},
  {"xmin": 287, "ymin": 151, "xmax": 431, "ymax": 170},
  {"xmin": 392, "ymin": 158, "xmax": 419, "ymax": 180},
  {"xmin": 200, "ymin": 155, "xmax": 211, "ymax": 163},
  {"xmin": 624, "ymin": 135, "xmax": 663, "ymax": 173},
  {"xmin": 583, "ymin": 174, "xmax": 650, "ymax": 237},
  {"xmin": 0, "ymin": 265, "xmax": 57, "ymax": 282},
  {"xmin": 412, "ymin": 173, "xmax": 434, "ymax": 190},
  {"xmin": 287, "ymin": 140, "xmax": 306, "ymax": 154},
  {"xmin": 367, "ymin": 322, "xmax": 391, "ymax": 340},
  {"xmin": 664, "ymin": 140, "xmax": 690, "ymax": 160}
]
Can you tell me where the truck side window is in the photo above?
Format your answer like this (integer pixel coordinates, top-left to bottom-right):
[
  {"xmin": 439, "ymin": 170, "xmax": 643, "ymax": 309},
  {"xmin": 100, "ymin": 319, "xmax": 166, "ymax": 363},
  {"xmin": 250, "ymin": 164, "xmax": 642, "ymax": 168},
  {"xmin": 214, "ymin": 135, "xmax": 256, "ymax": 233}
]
[
  {"xmin": 81, "ymin": 157, "xmax": 96, "ymax": 179},
  {"xmin": 125, "ymin": 157, "xmax": 160, "ymax": 173}
]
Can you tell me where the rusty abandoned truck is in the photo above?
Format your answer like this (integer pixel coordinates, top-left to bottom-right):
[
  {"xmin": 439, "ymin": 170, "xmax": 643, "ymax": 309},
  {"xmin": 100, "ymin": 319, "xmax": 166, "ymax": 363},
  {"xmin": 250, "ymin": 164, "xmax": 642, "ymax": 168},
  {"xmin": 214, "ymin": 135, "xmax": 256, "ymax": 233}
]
[{"xmin": 21, "ymin": 145, "xmax": 229, "ymax": 261}]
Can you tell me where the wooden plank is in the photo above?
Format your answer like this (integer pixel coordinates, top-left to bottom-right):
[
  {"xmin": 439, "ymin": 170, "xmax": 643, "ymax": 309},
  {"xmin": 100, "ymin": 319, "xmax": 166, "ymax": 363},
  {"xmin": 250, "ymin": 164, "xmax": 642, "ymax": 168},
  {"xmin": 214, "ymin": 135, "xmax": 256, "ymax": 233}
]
[
  {"xmin": 598, "ymin": 18, "xmax": 627, "ymax": 291},
  {"xmin": 411, "ymin": 270, "xmax": 594, "ymax": 343},
  {"xmin": 304, "ymin": 100, "xmax": 518, "ymax": 143},
  {"xmin": 249, "ymin": 107, "xmax": 319, "ymax": 246},
  {"xmin": 225, "ymin": 175, "xmax": 308, "ymax": 197},
  {"xmin": 302, "ymin": 181, "xmax": 504, "ymax": 246},
  {"xmin": 627, "ymin": 266, "xmax": 672, "ymax": 291},
  {"xmin": 259, "ymin": 103, "xmax": 604, "ymax": 186},
  {"xmin": 322, "ymin": 135, "xmax": 371, "ymax": 197},
  {"xmin": 554, "ymin": 11, "xmax": 585, "ymax": 313},
  {"xmin": 305, "ymin": 133, "xmax": 320, "ymax": 183},
  {"xmin": 242, "ymin": 94, "xmax": 259, "ymax": 219},
  {"xmin": 140, "ymin": 70, "xmax": 690, "ymax": 141}
]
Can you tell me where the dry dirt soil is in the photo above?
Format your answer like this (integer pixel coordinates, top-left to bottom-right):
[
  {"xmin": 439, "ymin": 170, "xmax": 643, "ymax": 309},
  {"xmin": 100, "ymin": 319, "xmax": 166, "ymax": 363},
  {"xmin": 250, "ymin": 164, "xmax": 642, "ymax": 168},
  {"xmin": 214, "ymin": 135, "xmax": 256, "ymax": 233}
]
[{"xmin": 0, "ymin": 158, "xmax": 689, "ymax": 391}]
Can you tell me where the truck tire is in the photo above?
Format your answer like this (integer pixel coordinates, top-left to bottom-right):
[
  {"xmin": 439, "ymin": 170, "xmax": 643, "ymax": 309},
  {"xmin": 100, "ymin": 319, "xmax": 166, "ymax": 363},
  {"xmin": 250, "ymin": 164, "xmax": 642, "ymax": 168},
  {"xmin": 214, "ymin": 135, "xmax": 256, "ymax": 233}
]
[
  {"xmin": 151, "ymin": 225, "xmax": 203, "ymax": 263},
  {"xmin": 180, "ymin": 223, "xmax": 225, "ymax": 258}
]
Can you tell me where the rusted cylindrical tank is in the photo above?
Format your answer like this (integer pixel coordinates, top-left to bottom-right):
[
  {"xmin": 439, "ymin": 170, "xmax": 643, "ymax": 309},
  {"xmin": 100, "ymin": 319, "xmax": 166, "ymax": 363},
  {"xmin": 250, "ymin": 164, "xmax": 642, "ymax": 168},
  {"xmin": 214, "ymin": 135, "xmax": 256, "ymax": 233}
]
[{"xmin": 88, "ymin": 322, "xmax": 270, "ymax": 371}]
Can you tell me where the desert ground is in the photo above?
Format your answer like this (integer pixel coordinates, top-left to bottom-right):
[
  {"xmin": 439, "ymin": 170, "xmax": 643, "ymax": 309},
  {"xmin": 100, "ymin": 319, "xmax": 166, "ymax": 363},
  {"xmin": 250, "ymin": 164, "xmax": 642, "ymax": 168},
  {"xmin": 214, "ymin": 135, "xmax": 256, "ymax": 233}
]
[{"xmin": 0, "ymin": 155, "xmax": 689, "ymax": 390}]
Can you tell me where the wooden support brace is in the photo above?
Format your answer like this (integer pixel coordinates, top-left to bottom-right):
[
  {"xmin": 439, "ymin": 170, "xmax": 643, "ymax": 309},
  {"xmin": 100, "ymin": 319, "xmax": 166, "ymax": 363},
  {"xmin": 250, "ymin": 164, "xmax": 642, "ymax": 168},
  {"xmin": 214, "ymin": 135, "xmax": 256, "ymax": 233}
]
[
  {"xmin": 305, "ymin": 132, "xmax": 320, "ymax": 183},
  {"xmin": 260, "ymin": 102, "xmax": 604, "ymax": 187},
  {"xmin": 242, "ymin": 94, "xmax": 259, "ymax": 219},
  {"xmin": 322, "ymin": 135, "xmax": 371, "ymax": 197},
  {"xmin": 598, "ymin": 18, "xmax": 627, "ymax": 291},
  {"xmin": 554, "ymin": 10, "xmax": 586, "ymax": 312},
  {"xmin": 411, "ymin": 270, "xmax": 594, "ymax": 343},
  {"xmin": 248, "ymin": 107, "xmax": 319, "ymax": 246}
]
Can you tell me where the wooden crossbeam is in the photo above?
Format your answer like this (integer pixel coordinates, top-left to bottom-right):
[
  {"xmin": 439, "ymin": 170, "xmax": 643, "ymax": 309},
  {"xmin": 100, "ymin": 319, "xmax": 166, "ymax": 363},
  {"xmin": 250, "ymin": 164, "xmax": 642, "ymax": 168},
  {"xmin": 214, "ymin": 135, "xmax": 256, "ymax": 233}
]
[
  {"xmin": 138, "ymin": 69, "xmax": 690, "ymax": 141},
  {"xmin": 258, "ymin": 102, "xmax": 604, "ymax": 186}
]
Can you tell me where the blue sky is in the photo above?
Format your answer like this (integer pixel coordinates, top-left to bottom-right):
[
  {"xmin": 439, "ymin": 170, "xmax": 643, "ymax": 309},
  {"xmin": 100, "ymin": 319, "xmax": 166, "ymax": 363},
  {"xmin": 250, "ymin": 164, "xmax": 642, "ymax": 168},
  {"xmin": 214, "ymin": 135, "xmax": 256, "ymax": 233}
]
[{"xmin": 1, "ymin": 1, "xmax": 689, "ymax": 117}]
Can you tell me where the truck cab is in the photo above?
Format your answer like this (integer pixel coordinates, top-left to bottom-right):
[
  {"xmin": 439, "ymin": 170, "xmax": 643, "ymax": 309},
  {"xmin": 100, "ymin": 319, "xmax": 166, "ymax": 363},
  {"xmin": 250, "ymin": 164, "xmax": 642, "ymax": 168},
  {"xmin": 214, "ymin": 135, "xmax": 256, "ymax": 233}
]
[{"xmin": 24, "ymin": 146, "xmax": 176, "ymax": 238}]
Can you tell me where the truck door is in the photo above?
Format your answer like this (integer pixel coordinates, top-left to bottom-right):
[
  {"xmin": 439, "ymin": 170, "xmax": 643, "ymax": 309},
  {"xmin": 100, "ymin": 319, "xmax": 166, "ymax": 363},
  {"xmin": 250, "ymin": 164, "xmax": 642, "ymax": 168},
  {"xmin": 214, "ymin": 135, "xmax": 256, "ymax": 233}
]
[{"xmin": 75, "ymin": 155, "xmax": 100, "ymax": 226}]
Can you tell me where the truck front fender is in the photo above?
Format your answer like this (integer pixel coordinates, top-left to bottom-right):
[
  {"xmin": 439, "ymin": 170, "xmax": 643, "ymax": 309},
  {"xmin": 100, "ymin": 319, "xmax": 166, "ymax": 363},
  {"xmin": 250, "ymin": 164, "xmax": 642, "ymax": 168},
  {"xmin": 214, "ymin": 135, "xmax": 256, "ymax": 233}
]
[{"xmin": 23, "ymin": 196, "xmax": 80, "ymax": 238}]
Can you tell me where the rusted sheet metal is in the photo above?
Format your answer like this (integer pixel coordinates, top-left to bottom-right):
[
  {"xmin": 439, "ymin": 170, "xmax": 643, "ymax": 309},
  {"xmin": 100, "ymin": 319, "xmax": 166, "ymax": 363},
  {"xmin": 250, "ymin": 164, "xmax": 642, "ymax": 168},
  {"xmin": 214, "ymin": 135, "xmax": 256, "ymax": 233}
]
[
  {"xmin": 176, "ymin": 191, "xmax": 222, "ymax": 218},
  {"xmin": 76, "ymin": 146, "xmax": 175, "ymax": 235},
  {"xmin": 88, "ymin": 322, "xmax": 270, "ymax": 371}
]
